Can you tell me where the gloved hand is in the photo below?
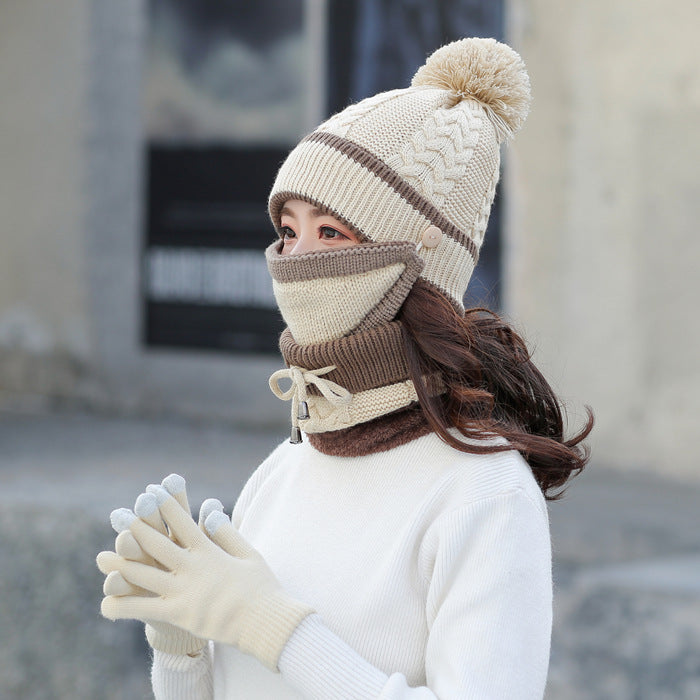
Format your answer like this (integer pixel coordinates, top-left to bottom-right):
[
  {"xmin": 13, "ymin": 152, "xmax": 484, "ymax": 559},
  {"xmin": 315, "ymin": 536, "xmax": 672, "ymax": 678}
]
[
  {"xmin": 98, "ymin": 474, "xmax": 224, "ymax": 656},
  {"xmin": 99, "ymin": 487, "xmax": 314, "ymax": 672}
]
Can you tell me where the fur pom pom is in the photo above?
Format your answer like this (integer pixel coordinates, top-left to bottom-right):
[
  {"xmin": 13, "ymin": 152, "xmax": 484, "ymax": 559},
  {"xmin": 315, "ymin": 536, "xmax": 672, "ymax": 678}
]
[{"xmin": 412, "ymin": 37, "xmax": 531, "ymax": 142}]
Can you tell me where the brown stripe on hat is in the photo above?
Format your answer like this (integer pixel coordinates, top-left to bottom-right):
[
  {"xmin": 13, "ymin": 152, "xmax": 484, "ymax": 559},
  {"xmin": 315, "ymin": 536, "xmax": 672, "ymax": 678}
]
[
  {"xmin": 266, "ymin": 240, "xmax": 423, "ymax": 283},
  {"xmin": 279, "ymin": 321, "xmax": 410, "ymax": 394},
  {"xmin": 302, "ymin": 131, "xmax": 479, "ymax": 262}
]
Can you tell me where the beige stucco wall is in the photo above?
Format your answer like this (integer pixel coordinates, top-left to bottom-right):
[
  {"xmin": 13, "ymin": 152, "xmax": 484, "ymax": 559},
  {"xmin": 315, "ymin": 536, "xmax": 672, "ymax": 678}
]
[
  {"xmin": 0, "ymin": 0, "xmax": 93, "ymax": 397},
  {"xmin": 507, "ymin": 0, "xmax": 700, "ymax": 477}
]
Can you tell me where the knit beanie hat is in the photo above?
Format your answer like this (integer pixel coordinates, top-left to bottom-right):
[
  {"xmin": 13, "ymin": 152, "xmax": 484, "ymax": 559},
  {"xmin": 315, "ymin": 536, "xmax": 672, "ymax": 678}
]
[
  {"xmin": 267, "ymin": 37, "xmax": 531, "ymax": 444},
  {"xmin": 269, "ymin": 37, "xmax": 531, "ymax": 310}
]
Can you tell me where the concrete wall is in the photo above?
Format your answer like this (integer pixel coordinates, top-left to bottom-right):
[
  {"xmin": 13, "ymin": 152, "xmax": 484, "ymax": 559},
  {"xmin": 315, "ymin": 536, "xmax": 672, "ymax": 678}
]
[
  {"xmin": 506, "ymin": 0, "xmax": 700, "ymax": 478},
  {"xmin": 0, "ymin": 0, "xmax": 287, "ymax": 427},
  {"xmin": 0, "ymin": 0, "xmax": 93, "ymax": 398}
]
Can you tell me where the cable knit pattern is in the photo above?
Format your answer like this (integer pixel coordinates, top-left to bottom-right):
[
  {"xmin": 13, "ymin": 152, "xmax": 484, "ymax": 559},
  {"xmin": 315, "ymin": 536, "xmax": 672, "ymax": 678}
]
[
  {"xmin": 320, "ymin": 88, "xmax": 408, "ymax": 138},
  {"xmin": 387, "ymin": 107, "xmax": 481, "ymax": 208},
  {"xmin": 150, "ymin": 432, "xmax": 552, "ymax": 699}
]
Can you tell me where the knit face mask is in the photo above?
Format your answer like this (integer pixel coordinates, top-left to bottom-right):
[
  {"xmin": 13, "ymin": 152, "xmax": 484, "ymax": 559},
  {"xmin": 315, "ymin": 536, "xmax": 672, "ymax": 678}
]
[{"xmin": 265, "ymin": 239, "xmax": 423, "ymax": 346}]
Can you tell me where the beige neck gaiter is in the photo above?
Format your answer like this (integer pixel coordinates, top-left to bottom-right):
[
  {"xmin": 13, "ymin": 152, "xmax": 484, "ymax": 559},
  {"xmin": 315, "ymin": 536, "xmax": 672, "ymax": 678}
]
[{"xmin": 265, "ymin": 241, "xmax": 425, "ymax": 440}]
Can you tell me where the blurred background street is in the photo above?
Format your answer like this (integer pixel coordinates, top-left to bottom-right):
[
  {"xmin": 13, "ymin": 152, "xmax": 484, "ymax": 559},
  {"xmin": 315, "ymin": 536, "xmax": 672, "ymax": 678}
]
[{"xmin": 2, "ymin": 0, "xmax": 699, "ymax": 697}]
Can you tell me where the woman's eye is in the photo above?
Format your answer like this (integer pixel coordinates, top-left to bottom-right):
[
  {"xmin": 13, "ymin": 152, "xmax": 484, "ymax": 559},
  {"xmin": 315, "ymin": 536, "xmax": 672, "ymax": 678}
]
[
  {"xmin": 320, "ymin": 226, "xmax": 346, "ymax": 240},
  {"xmin": 280, "ymin": 226, "xmax": 296, "ymax": 240}
]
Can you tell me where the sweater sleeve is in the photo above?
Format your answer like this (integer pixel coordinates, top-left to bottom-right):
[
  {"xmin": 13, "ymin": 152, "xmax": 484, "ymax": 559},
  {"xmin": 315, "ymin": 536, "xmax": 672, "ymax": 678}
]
[
  {"xmin": 151, "ymin": 644, "xmax": 214, "ymax": 699},
  {"xmin": 278, "ymin": 488, "xmax": 552, "ymax": 700}
]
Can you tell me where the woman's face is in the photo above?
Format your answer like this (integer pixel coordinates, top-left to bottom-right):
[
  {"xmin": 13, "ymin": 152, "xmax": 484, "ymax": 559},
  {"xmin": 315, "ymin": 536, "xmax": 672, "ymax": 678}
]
[{"xmin": 278, "ymin": 199, "xmax": 361, "ymax": 255}]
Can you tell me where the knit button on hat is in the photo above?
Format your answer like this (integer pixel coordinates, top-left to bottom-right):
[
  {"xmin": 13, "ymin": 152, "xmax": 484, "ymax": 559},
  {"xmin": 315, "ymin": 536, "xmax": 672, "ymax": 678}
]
[{"xmin": 269, "ymin": 37, "xmax": 531, "ymax": 310}]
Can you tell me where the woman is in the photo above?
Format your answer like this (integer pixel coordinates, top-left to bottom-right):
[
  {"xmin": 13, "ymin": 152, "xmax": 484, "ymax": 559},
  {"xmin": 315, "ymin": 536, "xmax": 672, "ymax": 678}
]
[{"xmin": 97, "ymin": 37, "xmax": 592, "ymax": 699}]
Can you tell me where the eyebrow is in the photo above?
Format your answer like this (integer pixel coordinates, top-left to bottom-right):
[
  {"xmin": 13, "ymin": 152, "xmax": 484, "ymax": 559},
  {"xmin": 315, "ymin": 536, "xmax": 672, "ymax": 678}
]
[
  {"xmin": 279, "ymin": 205, "xmax": 328, "ymax": 219},
  {"xmin": 279, "ymin": 205, "xmax": 294, "ymax": 218}
]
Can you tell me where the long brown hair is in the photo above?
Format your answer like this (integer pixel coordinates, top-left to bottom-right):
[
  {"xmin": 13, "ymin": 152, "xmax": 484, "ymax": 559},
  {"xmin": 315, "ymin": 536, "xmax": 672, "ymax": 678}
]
[{"xmin": 398, "ymin": 280, "xmax": 593, "ymax": 500}]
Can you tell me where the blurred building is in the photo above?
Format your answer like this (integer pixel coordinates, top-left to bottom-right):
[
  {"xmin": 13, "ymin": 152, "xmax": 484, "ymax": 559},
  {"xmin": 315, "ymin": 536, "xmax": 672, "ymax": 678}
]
[
  {"xmin": 506, "ymin": 1, "xmax": 700, "ymax": 478},
  {"xmin": 1, "ymin": 0, "xmax": 698, "ymax": 478}
]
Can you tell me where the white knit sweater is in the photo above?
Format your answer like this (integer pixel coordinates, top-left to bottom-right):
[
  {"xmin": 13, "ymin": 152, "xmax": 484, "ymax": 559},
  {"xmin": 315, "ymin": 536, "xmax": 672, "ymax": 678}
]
[{"xmin": 151, "ymin": 431, "xmax": 552, "ymax": 699}]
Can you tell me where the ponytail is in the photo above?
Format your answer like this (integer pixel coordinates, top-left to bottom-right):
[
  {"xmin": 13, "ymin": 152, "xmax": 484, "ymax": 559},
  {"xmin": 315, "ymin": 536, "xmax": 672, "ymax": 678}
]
[{"xmin": 398, "ymin": 280, "xmax": 593, "ymax": 500}]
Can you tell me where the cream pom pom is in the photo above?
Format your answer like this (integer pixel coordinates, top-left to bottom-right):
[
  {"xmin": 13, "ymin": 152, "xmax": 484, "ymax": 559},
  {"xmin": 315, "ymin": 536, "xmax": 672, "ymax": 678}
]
[{"xmin": 412, "ymin": 37, "xmax": 531, "ymax": 142}]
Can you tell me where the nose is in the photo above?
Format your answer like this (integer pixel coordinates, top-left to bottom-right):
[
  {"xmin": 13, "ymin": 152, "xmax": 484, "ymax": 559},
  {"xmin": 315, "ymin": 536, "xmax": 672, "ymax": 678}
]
[
  {"xmin": 288, "ymin": 239, "xmax": 311, "ymax": 255},
  {"xmin": 288, "ymin": 226, "xmax": 317, "ymax": 255}
]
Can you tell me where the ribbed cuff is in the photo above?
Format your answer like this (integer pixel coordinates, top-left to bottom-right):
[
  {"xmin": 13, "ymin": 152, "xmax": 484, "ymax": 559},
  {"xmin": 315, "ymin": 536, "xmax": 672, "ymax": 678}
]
[
  {"xmin": 237, "ymin": 591, "xmax": 315, "ymax": 672},
  {"xmin": 279, "ymin": 614, "xmax": 389, "ymax": 700}
]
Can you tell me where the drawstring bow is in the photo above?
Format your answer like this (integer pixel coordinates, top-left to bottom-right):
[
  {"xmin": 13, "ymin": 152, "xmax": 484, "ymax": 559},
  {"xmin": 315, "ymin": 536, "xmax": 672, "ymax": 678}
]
[{"xmin": 268, "ymin": 365, "xmax": 352, "ymax": 443}]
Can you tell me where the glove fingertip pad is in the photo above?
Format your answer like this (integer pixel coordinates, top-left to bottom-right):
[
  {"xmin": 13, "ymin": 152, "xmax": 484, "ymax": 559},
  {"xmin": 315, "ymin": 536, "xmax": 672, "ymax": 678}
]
[
  {"xmin": 199, "ymin": 498, "xmax": 224, "ymax": 525},
  {"xmin": 204, "ymin": 510, "xmax": 230, "ymax": 536},
  {"xmin": 145, "ymin": 484, "xmax": 171, "ymax": 506},
  {"xmin": 110, "ymin": 508, "xmax": 136, "ymax": 533},
  {"xmin": 162, "ymin": 473, "xmax": 186, "ymax": 495},
  {"xmin": 134, "ymin": 492, "xmax": 159, "ymax": 518}
]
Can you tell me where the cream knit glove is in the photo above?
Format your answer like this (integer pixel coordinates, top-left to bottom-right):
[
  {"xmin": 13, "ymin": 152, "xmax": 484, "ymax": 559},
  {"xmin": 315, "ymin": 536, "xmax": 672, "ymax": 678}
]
[
  {"xmin": 98, "ymin": 474, "xmax": 224, "ymax": 656},
  {"xmin": 99, "ymin": 489, "xmax": 314, "ymax": 671}
]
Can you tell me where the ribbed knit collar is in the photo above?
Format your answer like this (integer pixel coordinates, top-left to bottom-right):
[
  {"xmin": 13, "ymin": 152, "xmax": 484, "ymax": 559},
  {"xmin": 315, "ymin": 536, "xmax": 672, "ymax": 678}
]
[
  {"xmin": 278, "ymin": 322, "xmax": 410, "ymax": 395},
  {"xmin": 274, "ymin": 318, "xmax": 446, "ymax": 448}
]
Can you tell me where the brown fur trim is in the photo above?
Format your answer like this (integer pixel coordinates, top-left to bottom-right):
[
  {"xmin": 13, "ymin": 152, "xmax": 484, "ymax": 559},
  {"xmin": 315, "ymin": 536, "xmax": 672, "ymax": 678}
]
[{"xmin": 307, "ymin": 403, "xmax": 432, "ymax": 457}]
